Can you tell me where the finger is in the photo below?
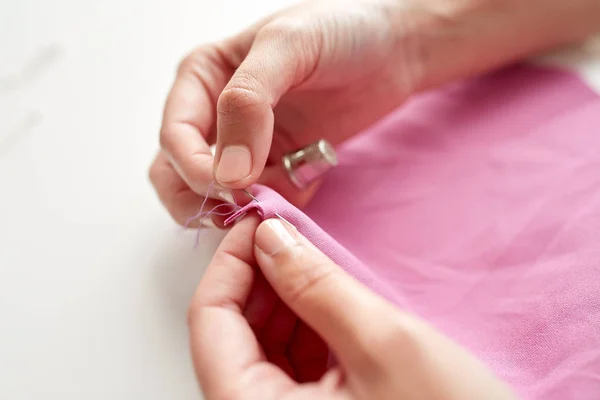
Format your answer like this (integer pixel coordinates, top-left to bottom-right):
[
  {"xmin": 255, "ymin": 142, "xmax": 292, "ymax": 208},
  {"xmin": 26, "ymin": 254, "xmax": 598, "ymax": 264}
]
[
  {"xmin": 214, "ymin": 20, "xmax": 321, "ymax": 188},
  {"xmin": 254, "ymin": 219, "xmax": 399, "ymax": 370},
  {"xmin": 189, "ymin": 216, "xmax": 261, "ymax": 396},
  {"xmin": 190, "ymin": 215, "xmax": 300, "ymax": 400},
  {"xmin": 149, "ymin": 151, "xmax": 222, "ymax": 226},
  {"xmin": 160, "ymin": 45, "xmax": 234, "ymax": 201}
]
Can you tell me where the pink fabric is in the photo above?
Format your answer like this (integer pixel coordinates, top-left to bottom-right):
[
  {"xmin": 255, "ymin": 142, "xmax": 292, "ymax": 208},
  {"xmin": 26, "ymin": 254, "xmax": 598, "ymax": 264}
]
[
  {"xmin": 227, "ymin": 65, "xmax": 600, "ymax": 399},
  {"xmin": 224, "ymin": 186, "xmax": 406, "ymax": 307}
]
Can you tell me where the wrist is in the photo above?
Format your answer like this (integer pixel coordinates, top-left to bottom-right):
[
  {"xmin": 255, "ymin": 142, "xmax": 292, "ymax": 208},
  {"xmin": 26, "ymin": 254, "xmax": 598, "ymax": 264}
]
[{"xmin": 392, "ymin": 0, "xmax": 600, "ymax": 92}]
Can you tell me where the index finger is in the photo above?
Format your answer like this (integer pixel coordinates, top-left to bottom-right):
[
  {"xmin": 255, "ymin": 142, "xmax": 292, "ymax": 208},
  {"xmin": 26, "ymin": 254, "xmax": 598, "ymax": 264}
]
[
  {"xmin": 159, "ymin": 46, "xmax": 232, "ymax": 197},
  {"xmin": 188, "ymin": 215, "xmax": 294, "ymax": 399}
]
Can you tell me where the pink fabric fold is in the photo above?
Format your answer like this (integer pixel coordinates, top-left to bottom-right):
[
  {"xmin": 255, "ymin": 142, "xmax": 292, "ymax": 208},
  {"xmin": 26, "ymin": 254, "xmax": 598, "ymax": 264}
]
[{"xmin": 224, "ymin": 186, "xmax": 405, "ymax": 307}]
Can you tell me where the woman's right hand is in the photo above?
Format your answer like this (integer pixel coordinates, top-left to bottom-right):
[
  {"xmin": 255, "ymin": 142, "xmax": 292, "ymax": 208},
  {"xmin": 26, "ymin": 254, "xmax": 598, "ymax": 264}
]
[
  {"xmin": 150, "ymin": 0, "xmax": 428, "ymax": 224},
  {"xmin": 150, "ymin": 0, "xmax": 600, "ymax": 225}
]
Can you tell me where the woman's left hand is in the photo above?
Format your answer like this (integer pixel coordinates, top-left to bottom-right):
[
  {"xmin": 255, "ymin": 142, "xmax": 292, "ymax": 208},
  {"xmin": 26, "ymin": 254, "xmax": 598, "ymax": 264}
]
[{"xmin": 188, "ymin": 215, "xmax": 516, "ymax": 399}]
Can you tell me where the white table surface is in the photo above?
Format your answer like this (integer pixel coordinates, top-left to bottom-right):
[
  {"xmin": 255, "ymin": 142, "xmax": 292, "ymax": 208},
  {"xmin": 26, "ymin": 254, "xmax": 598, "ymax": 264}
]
[{"xmin": 0, "ymin": 1, "xmax": 598, "ymax": 398}]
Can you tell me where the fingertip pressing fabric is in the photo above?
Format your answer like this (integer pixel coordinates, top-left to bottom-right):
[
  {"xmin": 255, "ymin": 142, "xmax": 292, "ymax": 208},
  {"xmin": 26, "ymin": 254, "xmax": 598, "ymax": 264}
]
[{"xmin": 224, "ymin": 186, "xmax": 405, "ymax": 308}]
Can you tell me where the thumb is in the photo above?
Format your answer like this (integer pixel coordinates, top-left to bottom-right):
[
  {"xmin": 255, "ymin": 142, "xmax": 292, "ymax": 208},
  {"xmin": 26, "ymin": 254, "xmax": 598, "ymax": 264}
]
[
  {"xmin": 254, "ymin": 218, "xmax": 397, "ymax": 369},
  {"xmin": 213, "ymin": 21, "xmax": 321, "ymax": 188}
]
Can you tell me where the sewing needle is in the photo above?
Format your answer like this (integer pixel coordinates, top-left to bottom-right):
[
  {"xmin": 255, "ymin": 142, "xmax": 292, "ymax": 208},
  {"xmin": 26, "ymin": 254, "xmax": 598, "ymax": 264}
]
[{"xmin": 240, "ymin": 189, "xmax": 294, "ymax": 227}]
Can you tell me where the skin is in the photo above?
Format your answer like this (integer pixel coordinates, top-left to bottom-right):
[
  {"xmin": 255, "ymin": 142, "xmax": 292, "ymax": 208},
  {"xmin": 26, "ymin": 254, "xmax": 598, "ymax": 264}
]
[
  {"xmin": 189, "ymin": 215, "xmax": 518, "ymax": 399},
  {"xmin": 149, "ymin": 0, "xmax": 600, "ymax": 223},
  {"xmin": 151, "ymin": 0, "xmax": 600, "ymax": 396}
]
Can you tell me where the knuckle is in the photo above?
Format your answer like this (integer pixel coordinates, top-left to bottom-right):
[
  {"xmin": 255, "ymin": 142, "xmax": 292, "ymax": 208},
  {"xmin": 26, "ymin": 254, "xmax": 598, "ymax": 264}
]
[
  {"xmin": 177, "ymin": 46, "xmax": 219, "ymax": 78},
  {"xmin": 186, "ymin": 296, "xmax": 214, "ymax": 330},
  {"xmin": 176, "ymin": 47, "xmax": 211, "ymax": 76},
  {"xmin": 258, "ymin": 18, "xmax": 307, "ymax": 44},
  {"xmin": 159, "ymin": 126, "xmax": 176, "ymax": 151},
  {"xmin": 217, "ymin": 86, "xmax": 264, "ymax": 117},
  {"xmin": 227, "ymin": 70, "xmax": 257, "ymax": 92},
  {"xmin": 256, "ymin": 19, "xmax": 319, "ymax": 79}
]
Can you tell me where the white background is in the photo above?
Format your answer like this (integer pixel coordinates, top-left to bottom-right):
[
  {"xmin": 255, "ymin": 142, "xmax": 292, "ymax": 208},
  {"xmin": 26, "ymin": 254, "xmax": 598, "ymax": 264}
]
[
  {"xmin": 0, "ymin": 1, "xmax": 297, "ymax": 398},
  {"xmin": 0, "ymin": 1, "xmax": 598, "ymax": 398}
]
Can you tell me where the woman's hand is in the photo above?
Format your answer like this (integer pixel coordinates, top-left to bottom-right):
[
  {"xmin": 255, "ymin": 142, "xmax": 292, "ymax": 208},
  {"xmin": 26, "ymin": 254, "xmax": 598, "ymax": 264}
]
[
  {"xmin": 189, "ymin": 215, "xmax": 517, "ymax": 399},
  {"xmin": 150, "ymin": 0, "xmax": 423, "ymax": 223},
  {"xmin": 150, "ymin": 0, "xmax": 600, "ymax": 224}
]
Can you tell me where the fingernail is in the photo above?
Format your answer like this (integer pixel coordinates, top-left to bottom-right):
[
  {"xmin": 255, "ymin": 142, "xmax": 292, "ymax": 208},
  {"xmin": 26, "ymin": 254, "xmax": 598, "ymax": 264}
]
[
  {"xmin": 204, "ymin": 183, "xmax": 230, "ymax": 201},
  {"xmin": 217, "ymin": 190, "xmax": 235, "ymax": 204},
  {"xmin": 200, "ymin": 218, "xmax": 217, "ymax": 228},
  {"xmin": 215, "ymin": 145, "xmax": 252, "ymax": 183},
  {"xmin": 255, "ymin": 219, "xmax": 296, "ymax": 256}
]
